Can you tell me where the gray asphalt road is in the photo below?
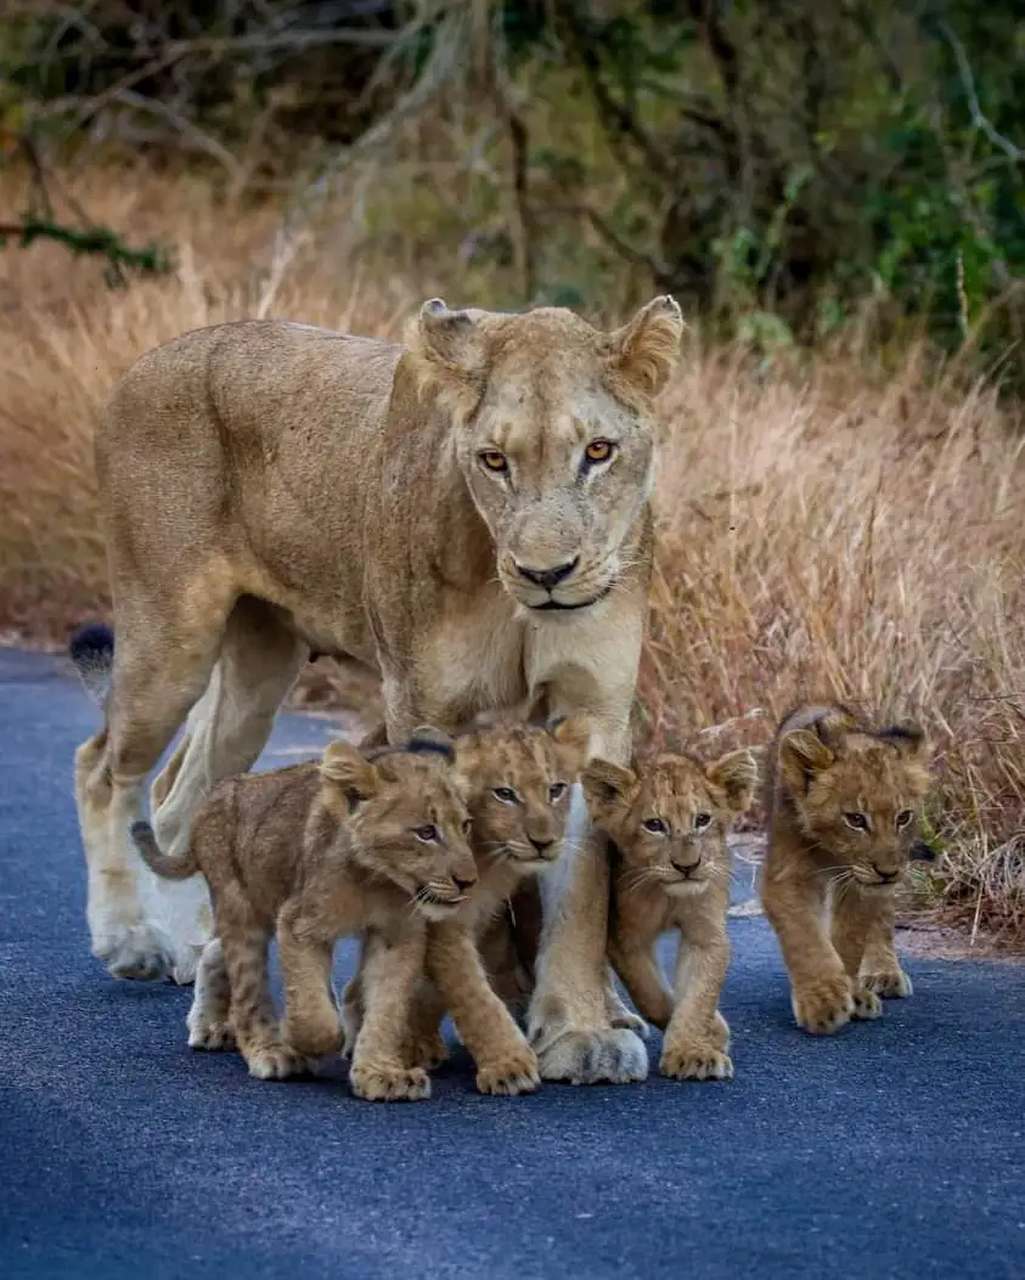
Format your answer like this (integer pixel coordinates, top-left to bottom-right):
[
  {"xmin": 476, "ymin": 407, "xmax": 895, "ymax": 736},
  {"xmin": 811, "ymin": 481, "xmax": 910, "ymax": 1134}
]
[{"xmin": 2, "ymin": 646, "xmax": 1024, "ymax": 1280}]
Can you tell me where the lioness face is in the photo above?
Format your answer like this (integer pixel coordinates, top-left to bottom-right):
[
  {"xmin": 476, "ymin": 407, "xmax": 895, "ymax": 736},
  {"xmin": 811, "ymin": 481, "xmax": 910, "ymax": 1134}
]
[
  {"xmin": 455, "ymin": 713, "xmax": 592, "ymax": 871},
  {"xmin": 319, "ymin": 734, "xmax": 478, "ymax": 922},
  {"xmin": 779, "ymin": 723, "xmax": 931, "ymax": 891},
  {"xmin": 409, "ymin": 296, "xmax": 685, "ymax": 611},
  {"xmin": 583, "ymin": 750, "xmax": 757, "ymax": 898}
]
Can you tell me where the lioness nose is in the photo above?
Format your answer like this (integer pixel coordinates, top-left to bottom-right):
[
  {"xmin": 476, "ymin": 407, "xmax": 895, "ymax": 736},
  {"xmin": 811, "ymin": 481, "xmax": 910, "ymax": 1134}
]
[
  {"xmin": 529, "ymin": 836, "xmax": 555, "ymax": 855},
  {"xmin": 454, "ymin": 873, "xmax": 477, "ymax": 893},
  {"xmin": 515, "ymin": 557, "xmax": 579, "ymax": 591}
]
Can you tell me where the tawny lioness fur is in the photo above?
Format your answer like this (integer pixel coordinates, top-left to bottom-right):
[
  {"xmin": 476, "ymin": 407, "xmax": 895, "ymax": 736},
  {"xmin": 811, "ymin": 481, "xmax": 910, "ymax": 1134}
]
[
  {"xmin": 71, "ymin": 292, "xmax": 684, "ymax": 1085},
  {"xmin": 758, "ymin": 704, "xmax": 933, "ymax": 1036},
  {"xmin": 341, "ymin": 713, "xmax": 593, "ymax": 1096},
  {"xmin": 582, "ymin": 748, "xmax": 757, "ymax": 1081},
  {"xmin": 132, "ymin": 730, "xmax": 477, "ymax": 1101}
]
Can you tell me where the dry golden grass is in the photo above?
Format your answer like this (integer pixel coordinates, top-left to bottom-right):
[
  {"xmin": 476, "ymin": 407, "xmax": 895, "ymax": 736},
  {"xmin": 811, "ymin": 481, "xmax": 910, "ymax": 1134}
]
[{"xmin": 1, "ymin": 164, "xmax": 1022, "ymax": 944}]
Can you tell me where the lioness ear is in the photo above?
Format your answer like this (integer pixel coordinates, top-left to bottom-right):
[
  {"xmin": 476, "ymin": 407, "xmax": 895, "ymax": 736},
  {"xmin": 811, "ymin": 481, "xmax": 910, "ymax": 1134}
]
[
  {"xmin": 407, "ymin": 724, "xmax": 456, "ymax": 762},
  {"xmin": 407, "ymin": 298, "xmax": 488, "ymax": 418},
  {"xmin": 549, "ymin": 712, "xmax": 593, "ymax": 773},
  {"xmin": 779, "ymin": 728, "xmax": 836, "ymax": 792},
  {"xmin": 606, "ymin": 295, "xmax": 685, "ymax": 399},
  {"xmin": 581, "ymin": 758, "xmax": 637, "ymax": 814},
  {"xmin": 706, "ymin": 748, "xmax": 759, "ymax": 815},
  {"xmin": 320, "ymin": 741, "xmax": 379, "ymax": 810}
]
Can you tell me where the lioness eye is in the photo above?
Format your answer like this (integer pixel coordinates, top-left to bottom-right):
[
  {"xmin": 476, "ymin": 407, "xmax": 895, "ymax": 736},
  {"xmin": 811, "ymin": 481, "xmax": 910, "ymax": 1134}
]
[
  {"xmin": 584, "ymin": 439, "xmax": 616, "ymax": 465},
  {"xmin": 415, "ymin": 824, "xmax": 439, "ymax": 843},
  {"xmin": 693, "ymin": 812, "xmax": 712, "ymax": 831},
  {"xmin": 479, "ymin": 449, "xmax": 508, "ymax": 474},
  {"xmin": 896, "ymin": 809, "xmax": 914, "ymax": 830},
  {"xmin": 642, "ymin": 817, "xmax": 668, "ymax": 835},
  {"xmin": 493, "ymin": 786, "xmax": 519, "ymax": 804},
  {"xmin": 843, "ymin": 812, "xmax": 869, "ymax": 831},
  {"xmin": 549, "ymin": 782, "xmax": 567, "ymax": 802}
]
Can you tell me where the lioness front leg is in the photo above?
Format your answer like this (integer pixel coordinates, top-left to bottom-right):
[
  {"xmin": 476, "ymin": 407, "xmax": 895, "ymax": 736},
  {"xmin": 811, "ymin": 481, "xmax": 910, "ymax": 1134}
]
[
  {"xmin": 830, "ymin": 887, "xmax": 885, "ymax": 1020},
  {"xmin": 426, "ymin": 922, "xmax": 539, "ymax": 1096},
  {"xmin": 859, "ymin": 905, "xmax": 914, "ymax": 999},
  {"xmin": 350, "ymin": 928, "xmax": 431, "ymax": 1102},
  {"xmin": 661, "ymin": 934, "xmax": 732, "ymax": 1081},
  {"xmin": 761, "ymin": 874, "xmax": 854, "ymax": 1035}
]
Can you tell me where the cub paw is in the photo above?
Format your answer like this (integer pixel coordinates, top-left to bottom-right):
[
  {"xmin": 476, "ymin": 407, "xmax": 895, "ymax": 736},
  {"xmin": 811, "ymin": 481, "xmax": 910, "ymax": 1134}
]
[
  {"xmin": 851, "ymin": 985, "xmax": 883, "ymax": 1020},
  {"xmin": 283, "ymin": 1016, "xmax": 344, "ymax": 1060},
  {"xmin": 188, "ymin": 1020, "xmax": 236, "ymax": 1051},
  {"xmin": 401, "ymin": 1031, "xmax": 449, "ymax": 1072},
  {"xmin": 245, "ymin": 1042, "xmax": 313, "ymax": 1080},
  {"xmin": 537, "ymin": 1028, "xmax": 649, "ymax": 1085},
  {"xmin": 475, "ymin": 1045, "xmax": 540, "ymax": 1097},
  {"xmin": 791, "ymin": 975, "xmax": 854, "ymax": 1036},
  {"xmin": 660, "ymin": 1041, "xmax": 734, "ymax": 1081},
  {"xmin": 710, "ymin": 1010, "xmax": 731, "ymax": 1051},
  {"xmin": 861, "ymin": 967, "xmax": 913, "ymax": 999},
  {"xmin": 349, "ymin": 1062, "xmax": 431, "ymax": 1102},
  {"xmin": 94, "ymin": 922, "xmax": 170, "ymax": 983}
]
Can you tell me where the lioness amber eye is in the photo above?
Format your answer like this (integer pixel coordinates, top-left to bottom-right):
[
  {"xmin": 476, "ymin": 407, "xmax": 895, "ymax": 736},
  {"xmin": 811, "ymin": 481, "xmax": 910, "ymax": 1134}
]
[
  {"xmin": 480, "ymin": 450, "xmax": 508, "ymax": 473},
  {"xmin": 694, "ymin": 812, "xmax": 712, "ymax": 831},
  {"xmin": 549, "ymin": 783, "xmax": 567, "ymax": 802},
  {"xmin": 415, "ymin": 824, "xmax": 439, "ymax": 843},
  {"xmin": 642, "ymin": 817, "xmax": 668, "ymax": 835},
  {"xmin": 584, "ymin": 439, "xmax": 615, "ymax": 464},
  {"xmin": 843, "ymin": 812, "xmax": 869, "ymax": 831},
  {"xmin": 494, "ymin": 786, "xmax": 518, "ymax": 804},
  {"xmin": 896, "ymin": 810, "xmax": 914, "ymax": 829}
]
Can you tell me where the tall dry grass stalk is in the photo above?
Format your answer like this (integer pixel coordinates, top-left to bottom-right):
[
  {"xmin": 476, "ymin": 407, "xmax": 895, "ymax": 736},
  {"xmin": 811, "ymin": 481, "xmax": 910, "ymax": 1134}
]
[{"xmin": 0, "ymin": 166, "xmax": 1022, "ymax": 942}]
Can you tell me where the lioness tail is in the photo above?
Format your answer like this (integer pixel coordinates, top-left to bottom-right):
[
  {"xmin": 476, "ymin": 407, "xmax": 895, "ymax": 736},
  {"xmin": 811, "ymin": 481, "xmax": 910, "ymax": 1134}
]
[
  {"xmin": 130, "ymin": 820, "xmax": 199, "ymax": 881},
  {"xmin": 69, "ymin": 623, "xmax": 115, "ymax": 708}
]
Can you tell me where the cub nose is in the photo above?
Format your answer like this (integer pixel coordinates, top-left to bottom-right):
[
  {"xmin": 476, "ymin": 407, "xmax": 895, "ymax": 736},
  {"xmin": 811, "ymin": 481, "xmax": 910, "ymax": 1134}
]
[
  {"xmin": 872, "ymin": 864, "xmax": 898, "ymax": 884},
  {"xmin": 529, "ymin": 836, "xmax": 555, "ymax": 856},
  {"xmin": 672, "ymin": 856, "xmax": 702, "ymax": 877},
  {"xmin": 515, "ymin": 557, "xmax": 579, "ymax": 592},
  {"xmin": 453, "ymin": 873, "xmax": 477, "ymax": 893}
]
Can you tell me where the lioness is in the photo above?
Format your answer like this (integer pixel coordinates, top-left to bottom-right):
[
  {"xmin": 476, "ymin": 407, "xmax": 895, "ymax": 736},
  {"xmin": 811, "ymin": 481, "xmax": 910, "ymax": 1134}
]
[
  {"xmin": 71, "ymin": 293, "xmax": 684, "ymax": 1084},
  {"xmin": 341, "ymin": 712, "xmax": 593, "ymax": 1095},
  {"xmin": 758, "ymin": 704, "xmax": 933, "ymax": 1036},
  {"xmin": 132, "ymin": 729, "xmax": 476, "ymax": 1100},
  {"xmin": 581, "ymin": 748, "xmax": 757, "ymax": 1081}
]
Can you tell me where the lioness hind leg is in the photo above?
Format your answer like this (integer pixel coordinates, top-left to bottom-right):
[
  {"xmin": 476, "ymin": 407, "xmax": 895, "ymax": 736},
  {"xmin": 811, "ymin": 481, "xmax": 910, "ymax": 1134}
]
[{"xmin": 149, "ymin": 597, "xmax": 307, "ymax": 984}]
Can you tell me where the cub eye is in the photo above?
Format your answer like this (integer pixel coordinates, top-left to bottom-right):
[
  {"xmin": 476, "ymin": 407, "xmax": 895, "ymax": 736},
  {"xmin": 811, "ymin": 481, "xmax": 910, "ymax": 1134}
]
[
  {"xmin": 896, "ymin": 809, "xmax": 915, "ymax": 830},
  {"xmin": 843, "ymin": 812, "xmax": 869, "ymax": 831},
  {"xmin": 493, "ymin": 787, "xmax": 519, "ymax": 804},
  {"xmin": 642, "ymin": 817, "xmax": 668, "ymax": 835},
  {"xmin": 584, "ymin": 439, "xmax": 616, "ymax": 465},
  {"xmin": 549, "ymin": 782, "xmax": 568, "ymax": 802},
  {"xmin": 462, "ymin": 818, "xmax": 473, "ymax": 835},
  {"xmin": 415, "ymin": 824, "xmax": 440, "ymax": 843},
  {"xmin": 480, "ymin": 449, "xmax": 508, "ymax": 474},
  {"xmin": 693, "ymin": 812, "xmax": 713, "ymax": 831}
]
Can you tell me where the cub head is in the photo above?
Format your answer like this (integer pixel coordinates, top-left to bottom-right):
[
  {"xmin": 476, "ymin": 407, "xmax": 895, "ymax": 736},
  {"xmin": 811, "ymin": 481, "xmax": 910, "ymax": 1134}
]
[
  {"xmin": 777, "ymin": 712, "xmax": 932, "ymax": 890},
  {"xmin": 453, "ymin": 712, "xmax": 592, "ymax": 872},
  {"xmin": 318, "ymin": 728, "xmax": 477, "ymax": 921},
  {"xmin": 407, "ymin": 296, "xmax": 685, "ymax": 612},
  {"xmin": 582, "ymin": 749, "xmax": 758, "ymax": 897}
]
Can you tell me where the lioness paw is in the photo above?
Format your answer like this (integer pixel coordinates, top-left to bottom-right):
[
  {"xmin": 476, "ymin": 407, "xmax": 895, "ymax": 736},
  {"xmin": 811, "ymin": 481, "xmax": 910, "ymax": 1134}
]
[
  {"xmin": 851, "ymin": 985, "xmax": 883, "ymax": 1020},
  {"xmin": 188, "ymin": 1019, "xmax": 236, "ymax": 1051},
  {"xmin": 245, "ymin": 1042, "xmax": 313, "ymax": 1081},
  {"xmin": 660, "ymin": 1041, "xmax": 734, "ymax": 1082},
  {"xmin": 349, "ymin": 1062, "xmax": 431, "ymax": 1103},
  {"xmin": 475, "ymin": 1045, "xmax": 540, "ymax": 1097},
  {"xmin": 790, "ymin": 975, "xmax": 854, "ymax": 1036},
  {"xmin": 861, "ymin": 967, "xmax": 914, "ymax": 999},
  {"xmin": 93, "ymin": 921, "xmax": 171, "ymax": 983},
  {"xmin": 537, "ymin": 1028, "xmax": 649, "ymax": 1086},
  {"xmin": 710, "ymin": 1010, "xmax": 731, "ymax": 1051}
]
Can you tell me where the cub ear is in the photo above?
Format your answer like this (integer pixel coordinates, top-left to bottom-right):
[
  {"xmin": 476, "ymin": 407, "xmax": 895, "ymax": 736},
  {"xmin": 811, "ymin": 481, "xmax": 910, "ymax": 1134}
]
[
  {"xmin": 407, "ymin": 724, "xmax": 456, "ymax": 762},
  {"xmin": 581, "ymin": 758, "xmax": 637, "ymax": 815},
  {"xmin": 706, "ymin": 747, "xmax": 760, "ymax": 815},
  {"xmin": 407, "ymin": 298, "xmax": 488, "ymax": 417},
  {"xmin": 879, "ymin": 721, "xmax": 927, "ymax": 759},
  {"xmin": 320, "ymin": 740, "xmax": 380, "ymax": 810},
  {"xmin": 779, "ymin": 728, "xmax": 836, "ymax": 791},
  {"xmin": 606, "ymin": 295, "xmax": 685, "ymax": 399},
  {"xmin": 549, "ymin": 712, "xmax": 593, "ymax": 772}
]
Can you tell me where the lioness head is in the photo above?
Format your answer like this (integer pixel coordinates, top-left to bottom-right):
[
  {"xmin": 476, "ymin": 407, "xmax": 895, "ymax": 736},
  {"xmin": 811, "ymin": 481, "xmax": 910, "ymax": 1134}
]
[
  {"xmin": 777, "ymin": 708, "xmax": 932, "ymax": 891},
  {"xmin": 407, "ymin": 295, "xmax": 685, "ymax": 611},
  {"xmin": 318, "ymin": 729, "xmax": 477, "ymax": 921},
  {"xmin": 582, "ymin": 749, "xmax": 758, "ymax": 897},
  {"xmin": 453, "ymin": 712, "xmax": 593, "ymax": 871}
]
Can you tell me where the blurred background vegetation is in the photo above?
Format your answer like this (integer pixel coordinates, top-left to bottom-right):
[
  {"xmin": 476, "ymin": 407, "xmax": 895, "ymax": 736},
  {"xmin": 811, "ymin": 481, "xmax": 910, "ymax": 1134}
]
[{"xmin": 1, "ymin": 0, "xmax": 1022, "ymax": 379}]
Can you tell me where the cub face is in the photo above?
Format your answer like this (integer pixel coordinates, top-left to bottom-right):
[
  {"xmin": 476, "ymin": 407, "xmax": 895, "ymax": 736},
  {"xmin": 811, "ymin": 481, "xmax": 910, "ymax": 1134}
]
[
  {"xmin": 318, "ymin": 730, "xmax": 477, "ymax": 921},
  {"xmin": 455, "ymin": 713, "xmax": 593, "ymax": 871},
  {"xmin": 778, "ymin": 718, "xmax": 931, "ymax": 890},
  {"xmin": 582, "ymin": 749, "xmax": 758, "ymax": 898}
]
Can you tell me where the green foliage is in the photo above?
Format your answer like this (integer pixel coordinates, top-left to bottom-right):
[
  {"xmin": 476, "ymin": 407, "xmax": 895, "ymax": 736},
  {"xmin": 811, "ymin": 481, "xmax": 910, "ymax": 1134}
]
[{"xmin": 0, "ymin": 214, "xmax": 173, "ymax": 287}]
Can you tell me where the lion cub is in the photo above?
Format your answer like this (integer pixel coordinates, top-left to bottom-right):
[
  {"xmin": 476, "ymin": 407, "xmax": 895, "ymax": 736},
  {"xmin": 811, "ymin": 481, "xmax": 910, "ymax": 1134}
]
[
  {"xmin": 582, "ymin": 748, "xmax": 758, "ymax": 1081},
  {"xmin": 758, "ymin": 704, "xmax": 932, "ymax": 1036},
  {"xmin": 132, "ymin": 729, "xmax": 476, "ymax": 1101},
  {"xmin": 342, "ymin": 714, "xmax": 592, "ymax": 1096}
]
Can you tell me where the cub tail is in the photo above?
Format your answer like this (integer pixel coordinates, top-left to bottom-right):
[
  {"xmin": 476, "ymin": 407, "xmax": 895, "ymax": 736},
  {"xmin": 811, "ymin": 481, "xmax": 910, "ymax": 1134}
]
[
  {"xmin": 130, "ymin": 820, "xmax": 199, "ymax": 881},
  {"xmin": 69, "ymin": 623, "xmax": 115, "ymax": 709}
]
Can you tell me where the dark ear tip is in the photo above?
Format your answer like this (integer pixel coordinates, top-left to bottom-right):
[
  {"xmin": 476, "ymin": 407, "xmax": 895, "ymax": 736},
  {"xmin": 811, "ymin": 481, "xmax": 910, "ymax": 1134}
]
[{"xmin": 421, "ymin": 297, "xmax": 448, "ymax": 317}]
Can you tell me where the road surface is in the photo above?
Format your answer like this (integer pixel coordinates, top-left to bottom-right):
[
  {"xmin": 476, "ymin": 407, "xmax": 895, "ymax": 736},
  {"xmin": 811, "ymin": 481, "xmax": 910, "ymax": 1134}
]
[{"xmin": 2, "ymin": 647, "xmax": 1023, "ymax": 1280}]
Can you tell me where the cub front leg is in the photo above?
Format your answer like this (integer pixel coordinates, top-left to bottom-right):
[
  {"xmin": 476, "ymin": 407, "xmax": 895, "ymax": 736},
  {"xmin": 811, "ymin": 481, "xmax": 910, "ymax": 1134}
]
[
  {"xmin": 607, "ymin": 933, "xmax": 673, "ymax": 1030},
  {"xmin": 858, "ymin": 903, "xmax": 914, "ymax": 999},
  {"xmin": 661, "ymin": 932, "xmax": 733, "ymax": 1081},
  {"xmin": 830, "ymin": 886, "xmax": 886, "ymax": 1020},
  {"xmin": 277, "ymin": 902, "xmax": 344, "ymax": 1060},
  {"xmin": 350, "ymin": 927, "xmax": 432, "ymax": 1102},
  {"xmin": 760, "ymin": 873, "xmax": 854, "ymax": 1036}
]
